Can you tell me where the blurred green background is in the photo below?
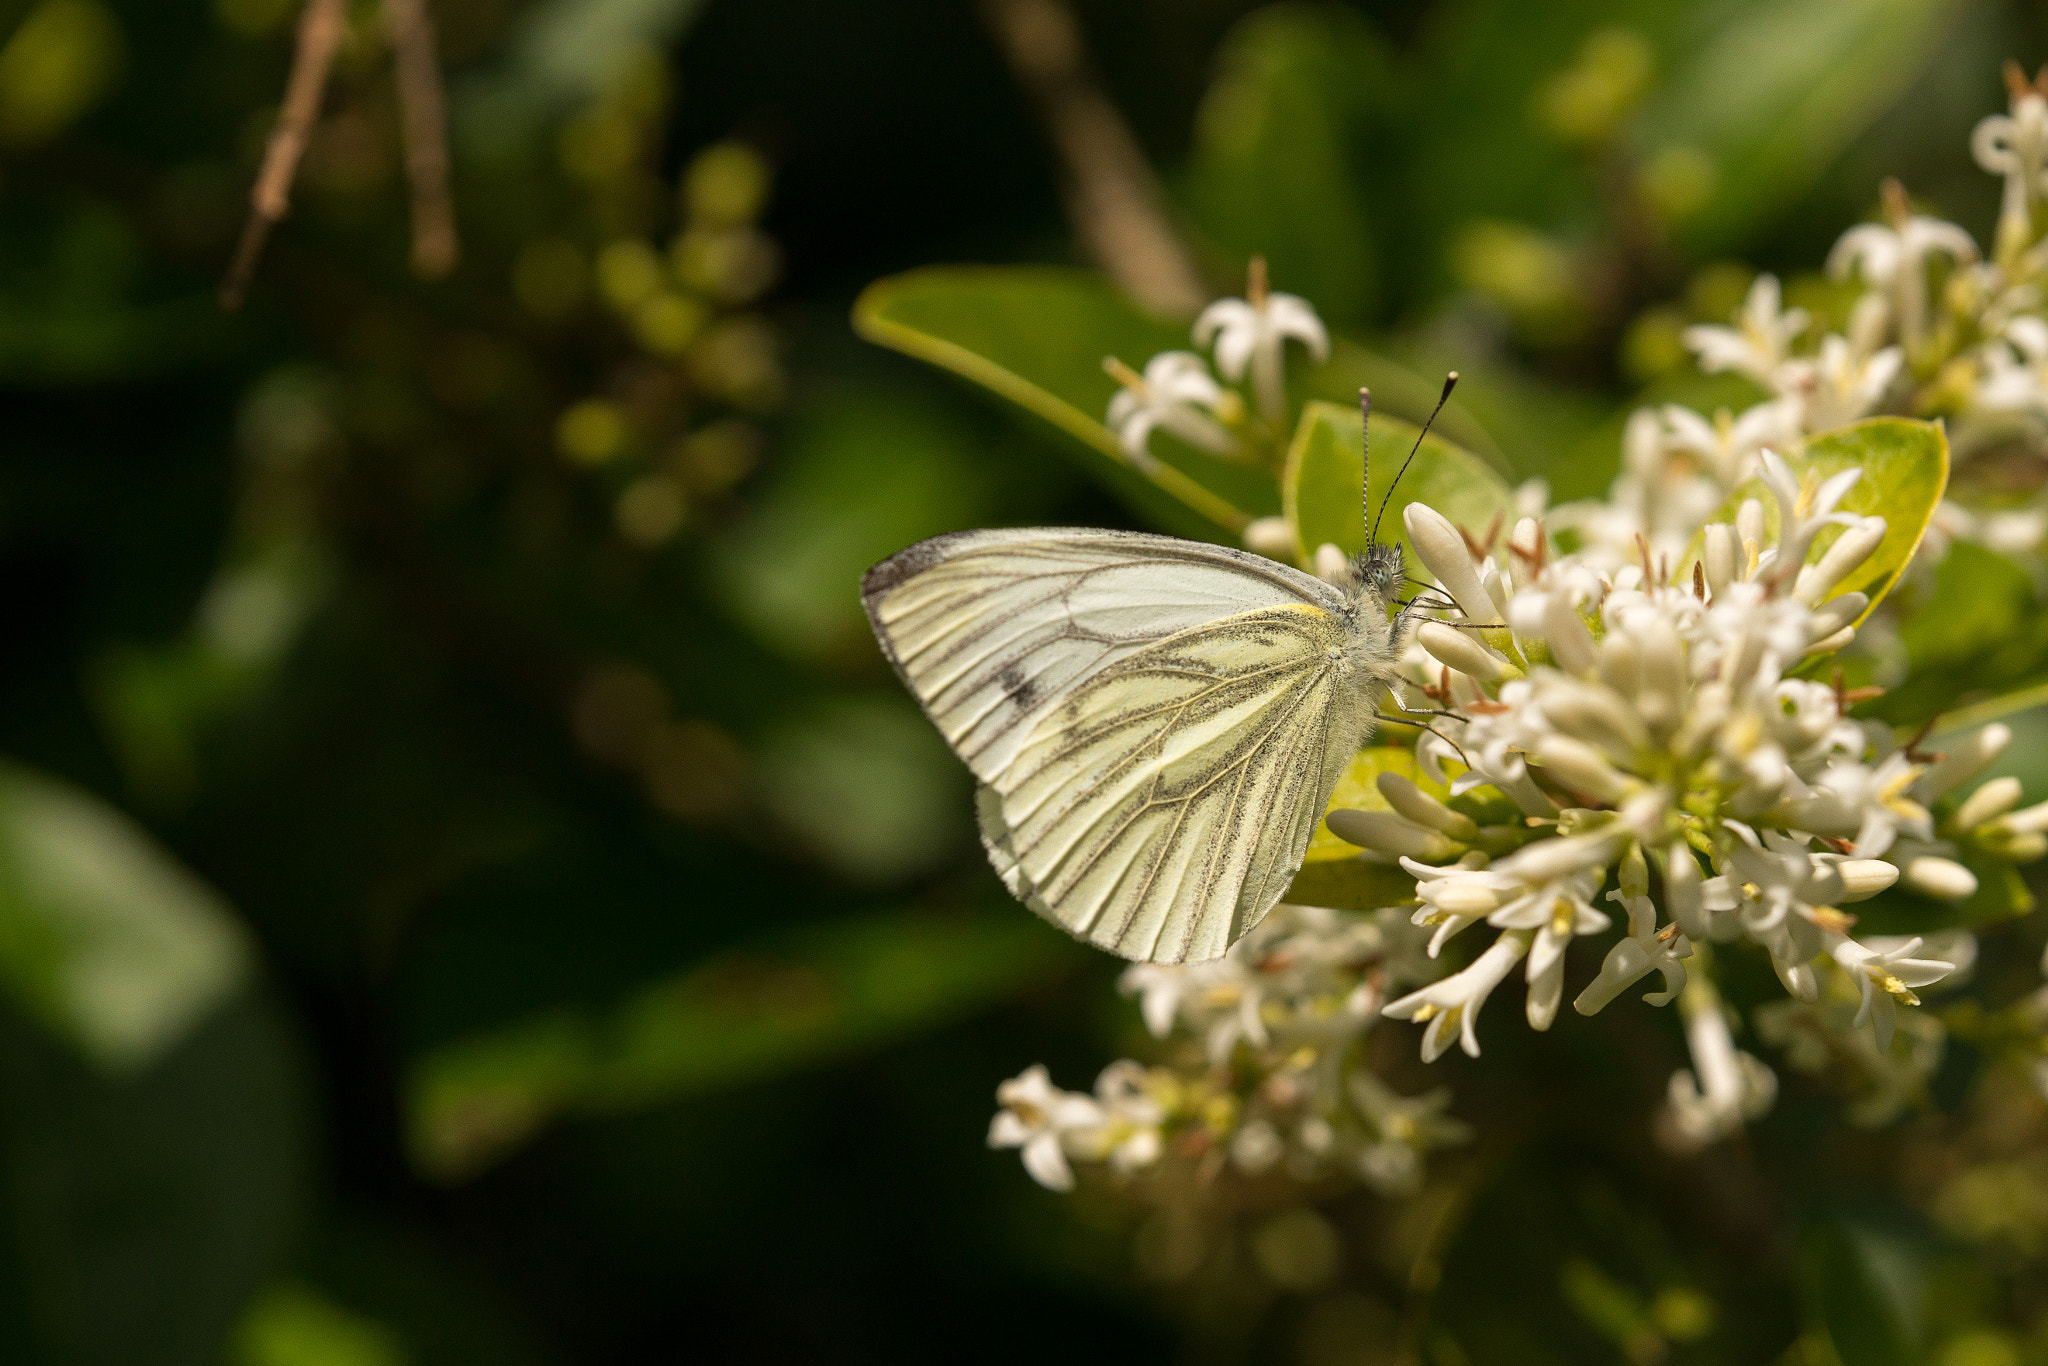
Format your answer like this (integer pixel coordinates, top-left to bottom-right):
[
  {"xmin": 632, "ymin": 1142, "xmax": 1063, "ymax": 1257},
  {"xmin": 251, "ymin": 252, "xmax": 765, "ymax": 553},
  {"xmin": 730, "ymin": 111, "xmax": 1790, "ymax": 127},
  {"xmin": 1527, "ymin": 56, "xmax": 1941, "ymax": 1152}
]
[{"xmin": 3, "ymin": 0, "xmax": 2048, "ymax": 1362}]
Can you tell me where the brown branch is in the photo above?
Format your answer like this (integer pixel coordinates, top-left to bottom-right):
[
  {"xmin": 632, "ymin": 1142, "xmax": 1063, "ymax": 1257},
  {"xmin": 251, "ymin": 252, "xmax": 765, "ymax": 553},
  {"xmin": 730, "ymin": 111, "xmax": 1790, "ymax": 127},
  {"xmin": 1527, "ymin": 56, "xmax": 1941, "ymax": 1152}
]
[
  {"xmin": 222, "ymin": 0, "xmax": 350, "ymax": 310},
  {"xmin": 384, "ymin": 0, "xmax": 459, "ymax": 278},
  {"xmin": 980, "ymin": 0, "xmax": 1206, "ymax": 317}
]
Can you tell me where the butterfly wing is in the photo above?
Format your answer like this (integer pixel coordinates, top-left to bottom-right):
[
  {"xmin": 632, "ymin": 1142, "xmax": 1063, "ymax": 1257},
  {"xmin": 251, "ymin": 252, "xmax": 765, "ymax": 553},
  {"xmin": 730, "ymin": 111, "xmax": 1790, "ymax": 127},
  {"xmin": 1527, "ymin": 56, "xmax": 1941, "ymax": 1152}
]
[
  {"xmin": 864, "ymin": 528, "xmax": 1383, "ymax": 964},
  {"xmin": 980, "ymin": 605, "xmax": 1377, "ymax": 963}
]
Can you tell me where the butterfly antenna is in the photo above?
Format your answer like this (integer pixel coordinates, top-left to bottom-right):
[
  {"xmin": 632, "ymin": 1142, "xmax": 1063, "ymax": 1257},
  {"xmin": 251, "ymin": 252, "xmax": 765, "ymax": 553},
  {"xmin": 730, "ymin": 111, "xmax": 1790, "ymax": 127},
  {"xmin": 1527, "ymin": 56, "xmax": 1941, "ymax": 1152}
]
[
  {"xmin": 1369, "ymin": 371, "xmax": 1460, "ymax": 545},
  {"xmin": 1357, "ymin": 387, "xmax": 1372, "ymax": 531}
]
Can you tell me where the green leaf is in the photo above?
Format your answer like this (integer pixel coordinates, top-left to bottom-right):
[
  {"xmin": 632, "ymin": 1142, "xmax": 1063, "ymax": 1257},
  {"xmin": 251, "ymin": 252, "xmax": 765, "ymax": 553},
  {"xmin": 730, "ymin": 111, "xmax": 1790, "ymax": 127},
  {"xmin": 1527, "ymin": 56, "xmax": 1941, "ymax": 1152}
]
[
  {"xmin": 405, "ymin": 907, "xmax": 1070, "ymax": 1181},
  {"xmin": 1283, "ymin": 399, "xmax": 1516, "ymax": 571},
  {"xmin": 0, "ymin": 762, "xmax": 251, "ymax": 1072},
  {"xmin": 1680, "ymin": 418, "xmax": 1947, "ymax": 626},
  {"xmin": 1802, "ymin": 1218, "xmax": 1927, "ymax": 1366},
  {"xmin": 853, "ymin": 265, "xmax": 1260, "ymax": 539},
  {"xmin": 1284, "ymin": 747, "xmax": 1427, "ymax": 911}
]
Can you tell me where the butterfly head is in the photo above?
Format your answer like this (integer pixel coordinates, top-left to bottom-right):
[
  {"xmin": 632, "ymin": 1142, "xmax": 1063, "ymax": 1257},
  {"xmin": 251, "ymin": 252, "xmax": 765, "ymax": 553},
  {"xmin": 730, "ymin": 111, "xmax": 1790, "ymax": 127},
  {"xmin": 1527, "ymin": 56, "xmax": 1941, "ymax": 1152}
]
[{"xmin": 1357, "ymin": 540, "xmax": 1406, "ymax": 609}]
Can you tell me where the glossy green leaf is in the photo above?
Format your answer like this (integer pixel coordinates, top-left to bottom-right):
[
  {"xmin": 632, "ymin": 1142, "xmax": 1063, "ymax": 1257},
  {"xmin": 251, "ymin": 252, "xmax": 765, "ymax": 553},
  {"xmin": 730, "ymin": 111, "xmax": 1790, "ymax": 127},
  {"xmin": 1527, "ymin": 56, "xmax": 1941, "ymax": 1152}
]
[
  {"xmin": 0, "ymin": 762, "xmax": 251, "ymax": 1072},
  {"xmin": 1284, "ymin": 747, "xmax": 1428, "ymax": 911},
  {"xmin": 853, "ymin": 265, "xmax": 1259, "ymax": 539},
  {"xmin": 406, "ymin": 907, "xmax": 1070, "ymax": 1180},
  {"xmin": 1680, "ymin": 418, "xmax": 1947, "ymax": 626},
  {"xmin": 1284, "ymin": 399, "xmax": 1516, "ymax": 572}
]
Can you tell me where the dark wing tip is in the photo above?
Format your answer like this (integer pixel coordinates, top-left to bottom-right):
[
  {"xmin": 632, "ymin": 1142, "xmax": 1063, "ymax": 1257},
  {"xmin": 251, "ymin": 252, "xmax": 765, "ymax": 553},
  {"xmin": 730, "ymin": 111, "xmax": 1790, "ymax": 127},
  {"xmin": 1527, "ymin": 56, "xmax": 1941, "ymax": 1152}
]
[{"xmin": 861, "ymin": 531, "xmax": 969, "ymax": 605}]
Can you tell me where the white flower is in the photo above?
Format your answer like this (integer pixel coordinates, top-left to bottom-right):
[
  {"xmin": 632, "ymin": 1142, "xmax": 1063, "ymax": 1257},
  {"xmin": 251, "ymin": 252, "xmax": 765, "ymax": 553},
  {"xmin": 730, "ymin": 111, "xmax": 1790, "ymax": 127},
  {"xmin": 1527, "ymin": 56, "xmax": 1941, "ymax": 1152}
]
[
  {"xmin": 1826, "ymin": 195, "xmax": 1978, "ymax": 349},
  {"xmin": 1972, "ymin": 69, "xmax": 2048, "ymax": 253},
  {"xmin": 1104, "ymin": 351, "xmax": 1236, "ymax": 467},
  {"xmin": 1827, "ymin": 936, "xmax": 1960, "ymax": 1050},
  {"xmin": 1777, "ymin": 750, "xmax": 1932, "ymax": 858},
  {"xmin": 1656, "ymin": 398, "xmax": 1804, "ymax": 490},
  {"xmin": 1382, "ymin": 930, "xmax": 1531, "ymax": 1061},
  {"xmin": 988, "ymin": 1065, "xmax": 1106, "ymax": 1191},
  {"xmin": 1087, "ymin": 1061, "xmax": 1167, "ymax": 1174},
  {"xmin": 1195, "ymin": 261, "xmax": 1329, "ymax": 423},
  {"xmin": 1667, "ymin": 974, "xmax": 1777, "ymax": 1144},
  {"xmin": 1574, "ymin": 883, "xmax": 1691, "ymax": 1015},
  {"xmin": 1483, "ymin": 870, "xmax": 1609, "ymax": 1029},
  {"xmin": 1683, "ymin": 274, "xmax": 1809, "ymax": 385},
  {"xmin": 1775, "ymin": 334, "xmax": 1905, "ymax": 432},
  {"xmin": 1348, "ymin": 1072, "xmax": 1471, "ymax": 1195}
]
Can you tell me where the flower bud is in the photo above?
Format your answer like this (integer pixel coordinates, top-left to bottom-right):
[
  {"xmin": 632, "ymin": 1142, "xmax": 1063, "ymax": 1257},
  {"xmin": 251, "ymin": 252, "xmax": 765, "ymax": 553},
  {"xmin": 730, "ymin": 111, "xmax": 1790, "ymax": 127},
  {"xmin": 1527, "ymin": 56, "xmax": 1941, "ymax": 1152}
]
[
  {"xmin": 2008, "ymin": 831, "xmax": 2048, "ymax": 861},
  {"xmin": 1773, "ymin": 954, "xmax": 1819, "ymax": 1002},
  {"xmin": 1377, "ymin": 771, "xmax": 1479, "ymax": 838},
  {"xmin": 1530, "ymin": 734, "xmax": 1632, "ymax": 803},
  {"xmin": 1416, "ymin": 621, "xmax": 1508, "ymax": 683},
  {"xmin": 1618, "ymin": 842, "xmax": 1649, "ymax": 899},
  {"xmin": 1802, "ymin": 625, "xmax": 1856, "ymax": 657},
  {"xmin": 1498, "ymin": 830, "xmax": 1619, "ymax": 882},
  {"xmin": 1794, "ymin": 516, "xmax": 1887, "ymax": 606},
  {"xmin": 1953, "ymin": 775, "xmax": 2022, "ymax": 831},
  {"xmin": 1541, "ymin": 593, "xmax": 1598, "ymax": 676},
  {"xmin": 1665, "ymin": 844, "xmax": 1708, "ymax": 938},
  {"xmin": 1244, "ymin": 516, "xmax": 1300, "ymax": 561},
  {"xmin": 1403, "ymin": 504, "xmax": 1492, "ymax": 620},
  {"xmin": 1904, "ymin": 856, "xmax": 1978, "ymax": 900},
  {"xmin": 1633, "ymin": 614, "xmax": 1685, "ymax": 733},
  {"xmin": 1921, "ymin": 723, "xmax": 2012, "ymax": 800},
  {"xmin": 1736, "ymin": 498, "xmax": 1765, "ymax": 559},
  {"xmin": 1428, "ymin": 878, "xmax": 1504, "ymax": 917},
  {"xmin": 1807, "ymin": 591, "xmax": 1868, "ymax": 638},
  {"xmin": 1598, "ymin": 629, "xmax": 1640, "ymax": 700},
  {"xmin": 1326, "ymin": 809, "xmax": 1458, "ymax": 860},
  {"xmin": 1703, "ymin": 523, "xmax": 1739, "ymax": 595},
  {"xmin": 2000, "ymin": 799, "xmax": 2048, "ymax": 836},
  {"xmin": 1835, "ymin": 859, "xmax": 1900, "ymax": 901}
]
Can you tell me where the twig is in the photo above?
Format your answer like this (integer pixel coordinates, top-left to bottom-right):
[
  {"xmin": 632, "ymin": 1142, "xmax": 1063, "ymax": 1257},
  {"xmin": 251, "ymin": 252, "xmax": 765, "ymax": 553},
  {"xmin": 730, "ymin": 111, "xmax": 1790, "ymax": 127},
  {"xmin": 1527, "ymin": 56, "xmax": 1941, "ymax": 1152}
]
[
  {"xmin": 223, "ymin": 0, "xmax": 350, "ymax": 309},
  {"xmin": 980, "ymin": 0, "xmax": 1206, "ymax": 316},
  {"xmin": 384, "ymin": 0, "xmax": 459, "ymax": 277}
]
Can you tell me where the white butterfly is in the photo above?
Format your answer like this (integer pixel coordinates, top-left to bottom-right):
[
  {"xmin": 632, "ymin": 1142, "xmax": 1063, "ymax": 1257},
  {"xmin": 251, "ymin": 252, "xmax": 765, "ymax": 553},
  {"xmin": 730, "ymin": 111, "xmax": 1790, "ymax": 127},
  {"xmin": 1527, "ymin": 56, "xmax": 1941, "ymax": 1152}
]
[{"xmin": 863, "ymin": 381, "xmax": 1457, "ymax": 965}]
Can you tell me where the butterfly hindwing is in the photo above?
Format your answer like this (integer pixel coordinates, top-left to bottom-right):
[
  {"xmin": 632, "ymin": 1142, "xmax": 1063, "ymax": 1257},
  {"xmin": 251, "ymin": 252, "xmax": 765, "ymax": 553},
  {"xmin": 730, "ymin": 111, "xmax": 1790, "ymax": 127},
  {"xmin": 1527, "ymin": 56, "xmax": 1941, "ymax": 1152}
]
[
  {"xmin": 865, "ymin": 529, "xmax": 1385, "ymax": 965},
  {"xmin": 982, "ymin": 605, "xmax": 1373, "ymax": 963}
]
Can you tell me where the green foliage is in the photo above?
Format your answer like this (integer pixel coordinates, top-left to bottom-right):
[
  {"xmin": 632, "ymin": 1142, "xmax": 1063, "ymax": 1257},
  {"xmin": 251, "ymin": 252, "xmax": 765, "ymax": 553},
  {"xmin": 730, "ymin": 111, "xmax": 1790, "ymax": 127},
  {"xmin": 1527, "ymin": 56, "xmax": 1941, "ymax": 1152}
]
[
  {"xmin": 0, "ymin": 762, "xmax": 249, "ymax": 1071},
  {"xmin": 0, "ymin": 997, "xmax": 307, "ymax": 1366},
  {"xmin": 1283, "ymin": 398, "xmax": 1516, "ymax": 568},
  {"xmin": 1682, "ymin": 418, "xmax": 1948, "ymax": 623},
  {"xmin": 404, "ymin": 907, "xmax": 1071, "ymax": 1180},
  {"xmin": 854, "ymin": 265, "xmax": 1257, "ymax": 538},
  {"xmin": 1178, "ymin": 5, "xmax": 1391, "ymax": 325}
]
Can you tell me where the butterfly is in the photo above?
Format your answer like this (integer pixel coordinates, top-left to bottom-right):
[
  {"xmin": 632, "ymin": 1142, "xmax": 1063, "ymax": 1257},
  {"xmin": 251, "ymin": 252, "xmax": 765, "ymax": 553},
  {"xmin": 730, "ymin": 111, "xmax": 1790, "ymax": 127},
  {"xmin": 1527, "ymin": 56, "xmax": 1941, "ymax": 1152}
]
[{"xmin": 862, "ymin": 376, "xmax": 1459, "ymax": 964}]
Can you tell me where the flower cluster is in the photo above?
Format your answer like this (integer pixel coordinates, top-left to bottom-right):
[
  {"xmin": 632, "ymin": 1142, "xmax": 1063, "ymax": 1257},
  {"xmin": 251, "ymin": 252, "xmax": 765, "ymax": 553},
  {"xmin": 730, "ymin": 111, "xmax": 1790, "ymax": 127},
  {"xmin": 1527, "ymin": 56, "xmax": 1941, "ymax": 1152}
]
[
  {"xmin": 990, "ymin": 65, "xmax": 2048, "ymax": 1208},
  {"xmin": 1548, "ymin": 63, "xmax": 2048, "ymax": 582},
  {"xmin": 989, "ymin": 904, "xmax": 1471, "ymax": 1195},
  {"xmin": 1322, "ymin": 461, "xmax": 2046, "ymax": 1141},
  {"xmin": 1101, "ymin": 256, "xmax": 1327, "ymax": 473}
]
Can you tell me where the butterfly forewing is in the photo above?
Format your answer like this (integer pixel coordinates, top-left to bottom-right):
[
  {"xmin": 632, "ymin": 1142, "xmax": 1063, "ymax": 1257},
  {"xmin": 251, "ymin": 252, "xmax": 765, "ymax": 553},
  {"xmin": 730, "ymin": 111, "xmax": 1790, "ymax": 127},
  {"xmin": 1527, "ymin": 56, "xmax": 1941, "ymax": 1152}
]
[
  {"xmin": 863, "ymin": 528, "xmax": 1384, "ymax": 965},
  {"xmin": 863, "ymin": 529, "xmax": 1346, "ymax": 782}
]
